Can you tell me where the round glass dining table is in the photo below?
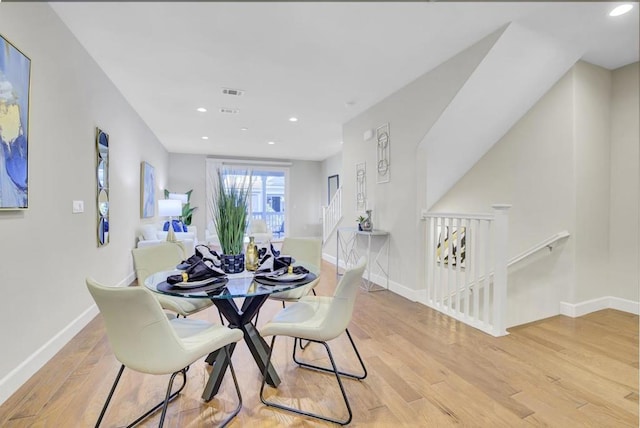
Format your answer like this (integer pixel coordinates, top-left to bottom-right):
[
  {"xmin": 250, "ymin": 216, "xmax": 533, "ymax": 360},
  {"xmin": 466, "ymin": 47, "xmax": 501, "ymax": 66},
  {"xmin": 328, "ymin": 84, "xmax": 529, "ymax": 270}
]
[{"xmin": 145, "ymin": 267, "xmax": 318, "ymax": 401}]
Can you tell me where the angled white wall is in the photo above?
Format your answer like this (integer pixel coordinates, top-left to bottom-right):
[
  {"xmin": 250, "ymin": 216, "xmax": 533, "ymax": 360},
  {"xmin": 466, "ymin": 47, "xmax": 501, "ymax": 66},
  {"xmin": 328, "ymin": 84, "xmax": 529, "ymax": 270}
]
[
  {"xmin": 337, "ymin": 29, "xmax": 502, "ymax": 296},
  {"xmin": 422, "ymin": 22, "xmax": 583, "ymax": 209}
]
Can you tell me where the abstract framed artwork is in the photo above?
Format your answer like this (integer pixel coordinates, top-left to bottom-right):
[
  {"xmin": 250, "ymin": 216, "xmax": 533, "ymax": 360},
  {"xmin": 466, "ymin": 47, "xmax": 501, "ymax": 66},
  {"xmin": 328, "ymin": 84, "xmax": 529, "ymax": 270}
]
[
  {"xmin": 376, "ymin": 123, "xmax": 390, "ymax": 184},
  {"xmin": 0, "ymin": 34, "xmax": 31, "ymax": 210},
  {"xmin": 436, "ymin": 226, "xmax": 466, "ymax": 268},
  {"xmin": 141, "ymin": 161, "xmax": 155, "ymax": 218}
]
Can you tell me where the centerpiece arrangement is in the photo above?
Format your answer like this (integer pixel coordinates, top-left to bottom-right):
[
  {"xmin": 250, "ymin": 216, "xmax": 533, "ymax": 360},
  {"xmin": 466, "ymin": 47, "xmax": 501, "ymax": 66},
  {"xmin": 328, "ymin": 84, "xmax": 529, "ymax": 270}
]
[{"xmin": 210, "ymin": 170, "xmax": 249, "ymax": 273}]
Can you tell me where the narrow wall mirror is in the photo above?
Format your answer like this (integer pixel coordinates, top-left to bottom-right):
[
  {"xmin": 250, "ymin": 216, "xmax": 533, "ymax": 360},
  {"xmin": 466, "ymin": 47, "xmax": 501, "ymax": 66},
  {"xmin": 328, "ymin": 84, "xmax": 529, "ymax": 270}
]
[
  {"xmin": 96, "ymin": 127, "xmax": 109, "ymax": 246},
  {"xmin": 328, "ymin": 174, "xmax": 339, "ymax": 204}
]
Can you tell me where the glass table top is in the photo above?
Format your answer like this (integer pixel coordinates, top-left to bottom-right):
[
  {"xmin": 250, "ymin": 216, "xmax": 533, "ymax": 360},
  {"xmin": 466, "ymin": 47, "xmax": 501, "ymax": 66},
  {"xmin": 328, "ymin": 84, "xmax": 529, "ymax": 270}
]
[{"xmin": 144, "ymin": 265, "xmax": 318, "ymax": 300}]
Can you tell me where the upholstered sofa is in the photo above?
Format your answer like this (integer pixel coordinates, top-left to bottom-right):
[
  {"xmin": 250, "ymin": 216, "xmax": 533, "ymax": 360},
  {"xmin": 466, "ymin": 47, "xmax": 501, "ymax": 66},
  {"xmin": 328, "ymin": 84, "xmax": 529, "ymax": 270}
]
[{"xmin": 136, "ymin": 223, "xmax": 198, "ymax": 255}]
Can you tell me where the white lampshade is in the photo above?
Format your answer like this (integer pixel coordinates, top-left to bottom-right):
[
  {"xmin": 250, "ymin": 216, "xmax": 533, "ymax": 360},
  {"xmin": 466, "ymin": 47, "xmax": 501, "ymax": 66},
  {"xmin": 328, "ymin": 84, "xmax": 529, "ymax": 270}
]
[
  {"xmin": 168, "ymin": 193, "xmax": 188, "ymax": 204},
  {"xmin": 158, "ymin": 199, "xmax": 182, "ymax": 217}
]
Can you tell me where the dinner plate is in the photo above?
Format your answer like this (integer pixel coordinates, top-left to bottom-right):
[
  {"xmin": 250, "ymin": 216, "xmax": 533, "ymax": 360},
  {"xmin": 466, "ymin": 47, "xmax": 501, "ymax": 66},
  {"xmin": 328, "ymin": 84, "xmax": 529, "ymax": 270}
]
[
  {"xmin": 170, "ymin": 276, "xmax": 226, "ymax": 288},
  {"xmin": 265, "ymin": 272, "xmax": 307, "ymax": 282}
]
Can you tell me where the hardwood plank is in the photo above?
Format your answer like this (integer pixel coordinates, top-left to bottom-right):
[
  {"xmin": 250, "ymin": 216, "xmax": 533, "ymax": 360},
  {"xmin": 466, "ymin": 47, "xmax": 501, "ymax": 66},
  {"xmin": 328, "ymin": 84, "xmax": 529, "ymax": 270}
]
[{"xmin": 0, "ymin": 260, "xmax": 636, "ymax": 427}]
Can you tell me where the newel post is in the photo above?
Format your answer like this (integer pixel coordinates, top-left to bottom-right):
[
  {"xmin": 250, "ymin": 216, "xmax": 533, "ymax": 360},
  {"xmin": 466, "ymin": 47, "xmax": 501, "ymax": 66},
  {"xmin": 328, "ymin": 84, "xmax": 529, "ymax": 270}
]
[{"xmin": 492, "ymin": 204, "xmax": 511, "ymax": 336}]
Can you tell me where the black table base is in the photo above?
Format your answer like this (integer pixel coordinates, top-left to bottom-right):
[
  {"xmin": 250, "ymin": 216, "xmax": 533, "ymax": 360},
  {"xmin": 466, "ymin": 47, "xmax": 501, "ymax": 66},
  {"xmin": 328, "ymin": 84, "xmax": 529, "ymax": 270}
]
[{"xmin": 202, "ymin": 294, "xmax": 280, "ymax": 401}]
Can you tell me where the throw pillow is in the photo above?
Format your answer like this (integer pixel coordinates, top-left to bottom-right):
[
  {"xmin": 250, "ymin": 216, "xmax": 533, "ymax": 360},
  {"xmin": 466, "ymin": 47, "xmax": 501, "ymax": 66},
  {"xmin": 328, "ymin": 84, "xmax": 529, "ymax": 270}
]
[{"xmin": 140, "ymin": 224, "xmax": 157, "ymax": 241}]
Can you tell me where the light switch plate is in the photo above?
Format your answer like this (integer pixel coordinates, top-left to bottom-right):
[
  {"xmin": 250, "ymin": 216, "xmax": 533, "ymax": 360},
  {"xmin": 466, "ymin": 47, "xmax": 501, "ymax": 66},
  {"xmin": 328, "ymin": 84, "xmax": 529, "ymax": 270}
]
[{"xmin": 72, "ymin": 200, "xmax": 84, "ymax": 213}]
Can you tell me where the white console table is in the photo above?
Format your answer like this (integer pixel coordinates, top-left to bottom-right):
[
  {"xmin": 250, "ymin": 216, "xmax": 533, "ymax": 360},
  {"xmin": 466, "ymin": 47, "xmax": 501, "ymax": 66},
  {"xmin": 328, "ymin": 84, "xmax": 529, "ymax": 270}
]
[{"xmin": 336, "ymin": 227, "xmax": 390, "ymax": 292}]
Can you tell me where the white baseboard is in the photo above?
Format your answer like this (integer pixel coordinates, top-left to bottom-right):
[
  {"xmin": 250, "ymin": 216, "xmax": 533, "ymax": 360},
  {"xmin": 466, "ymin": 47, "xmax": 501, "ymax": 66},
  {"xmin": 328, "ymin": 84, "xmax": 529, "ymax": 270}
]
[
  {"xmin": 0, "ymin": 304, "xmax": 98, "ymax": 406},
  {"xmin": 322, "ymin": 253, "xmax": 422, "ymax": 302},
  {"xmin": 0, "ymin": 272, "xmax": 135, "ymax": 406},
  {"xmin": 560, "ymin": 296, "xmax": 640, "ymax": 318}
]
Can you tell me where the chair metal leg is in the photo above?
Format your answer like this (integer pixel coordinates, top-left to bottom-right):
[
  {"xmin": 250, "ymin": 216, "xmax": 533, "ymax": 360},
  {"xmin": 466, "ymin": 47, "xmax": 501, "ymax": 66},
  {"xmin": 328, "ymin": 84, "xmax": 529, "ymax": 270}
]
[
  {"xmin": 219, "ymin": 345, "xmax": 243, "ymax": 428},
  {"xmin": 126, "ymin": 369, "xmax": 187, "ymax": 428},
  {"xmin": 260, "ymin": 336, "xmax": 356, "ymax": 425},
  {"xmin": 292, "ymin": 329, "xmax": 367, "ymax": 380},
  {"xmin": 95, "ymin": 364, "xmax": 125, "ymax": 428},
  {"xmin": 95, "ymin": 365, "xmax": 187, "ymax": 428}
]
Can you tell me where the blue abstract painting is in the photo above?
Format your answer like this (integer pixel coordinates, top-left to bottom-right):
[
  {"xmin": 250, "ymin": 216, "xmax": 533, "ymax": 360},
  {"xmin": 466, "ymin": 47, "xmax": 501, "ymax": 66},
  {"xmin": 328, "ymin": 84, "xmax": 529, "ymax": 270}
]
[
  {"xmin": 141, "ymin": 162, "xmax": 155, "ymax": 218},
  {"xmin": 0, "ymin": 34, "xmax": 30, "ymax": 209}
]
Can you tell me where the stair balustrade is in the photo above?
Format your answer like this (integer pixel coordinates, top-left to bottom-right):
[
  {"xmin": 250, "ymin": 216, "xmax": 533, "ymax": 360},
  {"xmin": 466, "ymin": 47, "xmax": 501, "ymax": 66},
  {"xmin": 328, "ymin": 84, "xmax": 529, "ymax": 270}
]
[
  {"xmin": 422, "ymin": 205, "xmax": 511, "ymax": 337},
  {"xmin": 322, "ymin": 187, "xmax": 342, "ymax": 243}
]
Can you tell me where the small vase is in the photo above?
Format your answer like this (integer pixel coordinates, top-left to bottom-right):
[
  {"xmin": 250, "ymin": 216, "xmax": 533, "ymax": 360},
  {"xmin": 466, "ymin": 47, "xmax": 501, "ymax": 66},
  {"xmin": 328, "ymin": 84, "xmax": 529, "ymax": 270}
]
[
  {"xmin": 361, "ymin": 209, "xmax": 373, "ymax": 232},
  {"xmin": 221, "ymin": 253, "xmax": 245, "ymax": 274},
  {"xmin": 245, "ymin": 236, "xmax": 259, "ymax": 271}
]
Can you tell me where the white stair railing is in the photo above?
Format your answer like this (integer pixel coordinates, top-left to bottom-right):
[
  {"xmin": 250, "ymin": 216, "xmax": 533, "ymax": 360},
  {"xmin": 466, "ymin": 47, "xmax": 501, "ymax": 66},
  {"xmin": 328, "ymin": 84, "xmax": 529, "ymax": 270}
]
[
  {"xmin": 422, "ymin": 204, "xmax": 511, "ymax": 337},
  {"xmin": 322, "ymin": 187, "xmax": 342, "ymax": 243},
  {"xmin": 444, "ymin": 230, "xmax": 571, "ymax": 299}
]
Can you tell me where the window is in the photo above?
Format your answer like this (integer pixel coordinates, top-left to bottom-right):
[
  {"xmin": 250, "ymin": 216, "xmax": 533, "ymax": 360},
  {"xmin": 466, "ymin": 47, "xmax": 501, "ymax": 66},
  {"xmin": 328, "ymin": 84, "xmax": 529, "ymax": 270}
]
[{"xmin": 207, "ymin": 160, "xmax": 289, "ymax": 238}]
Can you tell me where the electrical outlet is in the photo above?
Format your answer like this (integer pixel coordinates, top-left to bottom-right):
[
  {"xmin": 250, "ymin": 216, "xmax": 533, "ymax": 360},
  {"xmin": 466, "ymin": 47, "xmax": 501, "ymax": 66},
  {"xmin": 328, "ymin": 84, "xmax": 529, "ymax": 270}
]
[{"xmin": 72, "ymin": 200, "xmax": 84, "ymax": 213}]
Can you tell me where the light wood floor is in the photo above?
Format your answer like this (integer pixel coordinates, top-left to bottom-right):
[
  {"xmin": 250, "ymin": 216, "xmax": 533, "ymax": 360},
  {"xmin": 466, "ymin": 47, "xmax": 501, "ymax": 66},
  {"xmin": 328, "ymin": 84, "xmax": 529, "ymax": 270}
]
[{"xmin": 1, "ymin": 261, "xmax": 638, "ymax": 427}]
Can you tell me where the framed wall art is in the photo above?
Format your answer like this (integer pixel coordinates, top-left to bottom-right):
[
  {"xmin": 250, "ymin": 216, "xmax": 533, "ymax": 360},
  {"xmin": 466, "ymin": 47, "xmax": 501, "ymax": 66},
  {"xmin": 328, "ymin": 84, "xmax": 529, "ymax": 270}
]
[
  {"xmin": 141, "ymin": 161, "xmax": 155, "ymax": 218},
  {"xmin": 0, "ymin": 34, "xmax": 31, "ymax": 210},
  {"xmin": 96, "ymin": 128, "xmax": 110, "ymax": 247},
  {"xmin": 376, "ymin": 123, "xmax": 390, "ymax": 184},
  {"xmin": 356, "ymin": 162, "xmax": 366, "ymax": 211}
]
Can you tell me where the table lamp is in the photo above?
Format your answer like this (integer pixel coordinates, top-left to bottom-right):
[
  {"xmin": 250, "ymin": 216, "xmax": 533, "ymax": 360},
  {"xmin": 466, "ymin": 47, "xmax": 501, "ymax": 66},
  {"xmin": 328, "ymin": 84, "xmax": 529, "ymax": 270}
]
[{"xmin": 158, "ymin": 198, "xmax": 182, "ymax": 242}]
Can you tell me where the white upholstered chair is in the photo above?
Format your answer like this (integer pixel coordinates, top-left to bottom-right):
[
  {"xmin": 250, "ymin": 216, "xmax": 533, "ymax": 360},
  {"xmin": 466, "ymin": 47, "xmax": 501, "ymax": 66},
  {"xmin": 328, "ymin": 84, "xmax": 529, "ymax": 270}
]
[
  {"xmin": 270, "ymin": 237, "xmax": 322, "ymax": 303},
  {"xmin": 86, "ymin": 278, "xmax": 243, "ymax": 427},
  {"xmin": 259, "ymin": 257, "xmax": 368, "ymax": 425},
  {"xmin": 253, "ymin": 237, "xmax": 322, "ymax": 327},
  {"xmin": 132, "ymin": 242, "xmax": 214, "ymax": 317},
  {"xmin": 248, "ymin": 218, "xmax": 273, "ymax": 243}
]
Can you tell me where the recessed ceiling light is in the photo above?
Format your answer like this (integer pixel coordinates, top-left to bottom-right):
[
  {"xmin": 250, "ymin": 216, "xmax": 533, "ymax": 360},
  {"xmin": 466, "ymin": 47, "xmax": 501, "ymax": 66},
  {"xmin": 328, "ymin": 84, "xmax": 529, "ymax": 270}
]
[
  {"xmin": 267, "ymin": 141, "xmax": 275, "ymax": 145},
  {"xmin": 196, "ymin": 107, "xmax": 207, "ymax": 113},
  {"xmin": 240, "ymin": 127, "xmax": 248, "ymax": 131},
  {"xmin": 289, "ymin": 117, "xmax": 298, "ymax": 122},
  {"xmin": 201, "ymin": 136, "xmax": 209, "ymax": 140},
  {"xmin": 610, "ymin": 4, "xmax": 633, "ymax": 16}
]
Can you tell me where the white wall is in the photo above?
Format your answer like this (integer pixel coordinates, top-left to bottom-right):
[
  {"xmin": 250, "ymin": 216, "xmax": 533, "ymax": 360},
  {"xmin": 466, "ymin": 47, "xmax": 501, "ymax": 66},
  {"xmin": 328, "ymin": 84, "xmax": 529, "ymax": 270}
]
[
  {"xmin": 167, "ymin": 153, "xmax": 207, "ymax": 239},
  {"xmin": 167, "ymin": 154, "xmax": 323, "ymax": 240},
  {"xmin": 0, "ymin": 3, "xmax": 170, "ymax": 403},
  {"xmin": 609, "ymin": 63, "xmax": 640, "ymax": 301},
  {"xmin": 288, "ymin": 160, "xmax": 323, "ymax": 237},
  {"xmin": 573, "ymin": 61, "xmax": 612, "ymax": 303},
  {"xmin": 431, "ymin": 61, "xmax": 639, "ymax": 325},
  {"xmin": 336, "ymin": 30, "xmax": 501, "ymax": 296},
  {"xmin": 432, "ymin": 68, "xmax": 577, "ymax": 325}
]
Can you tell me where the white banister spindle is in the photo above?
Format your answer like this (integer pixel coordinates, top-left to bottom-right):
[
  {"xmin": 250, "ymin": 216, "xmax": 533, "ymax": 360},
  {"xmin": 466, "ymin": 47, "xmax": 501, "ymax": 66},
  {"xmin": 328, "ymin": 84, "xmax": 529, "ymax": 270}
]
[
  {"xmin": 422, "ymin": 205, "xmax": 510, "ymax": 337},
  {"xmin": 491, "ymin": 204, "xmax": 511, "ymax": 336}
]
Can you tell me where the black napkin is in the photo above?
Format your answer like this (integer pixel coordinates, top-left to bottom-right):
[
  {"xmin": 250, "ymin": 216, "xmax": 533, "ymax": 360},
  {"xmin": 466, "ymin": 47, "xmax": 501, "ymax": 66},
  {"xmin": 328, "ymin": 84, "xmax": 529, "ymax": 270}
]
[
  {"xmin": 256, "ymin": 254, "xmax": 293, "ymax": 273},
  {"xmin": 167, "ymin": 259, "xmax": 226, "ymax": 284}
]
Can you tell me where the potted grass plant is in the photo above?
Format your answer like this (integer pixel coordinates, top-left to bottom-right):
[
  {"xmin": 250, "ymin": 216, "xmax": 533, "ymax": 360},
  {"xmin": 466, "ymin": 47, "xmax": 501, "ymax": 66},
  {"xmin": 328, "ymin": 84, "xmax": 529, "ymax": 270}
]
[{"xmin": 210, "ymin": 170, "xmax": 249, "ymax": 273}]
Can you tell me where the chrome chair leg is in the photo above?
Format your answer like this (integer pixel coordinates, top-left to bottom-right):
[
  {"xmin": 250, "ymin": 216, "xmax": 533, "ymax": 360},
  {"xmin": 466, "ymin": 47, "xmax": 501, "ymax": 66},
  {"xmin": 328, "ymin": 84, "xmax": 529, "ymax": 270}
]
[
  {"xmin": 293, "ymin": 329, "xmax": 367, "ymax": 380},
  {"xmin": 260, "ymin": 335, "xmax": 359, "ymax": 425}
]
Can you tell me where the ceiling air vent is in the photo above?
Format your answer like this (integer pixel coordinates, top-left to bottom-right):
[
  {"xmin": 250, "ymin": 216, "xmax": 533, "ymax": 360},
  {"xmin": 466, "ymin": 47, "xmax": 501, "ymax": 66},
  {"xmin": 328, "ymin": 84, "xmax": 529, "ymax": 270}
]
[
  {"xmin": 222, "ymin": 88, "xmax": 245, "ymax": 96},
  {"xmin": 219, "ymin": 108, "xmax": 240, "ymax": 114}
]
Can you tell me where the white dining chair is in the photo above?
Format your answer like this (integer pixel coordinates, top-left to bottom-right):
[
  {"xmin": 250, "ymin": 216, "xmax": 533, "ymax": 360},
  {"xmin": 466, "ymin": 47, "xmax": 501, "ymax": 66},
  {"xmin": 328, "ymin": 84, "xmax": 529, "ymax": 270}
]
[
  {"xmin": 269, "ymin": 237, "xmax": 322, "ymax": 304},
  {"xmin": 258, "ymin": 257, "xmax": 368, "ymax": 425},
  {"xmin": 87, "ymin": 277, "xmax": 243, "ymax": 428},
  {"xmin": 132, "ymin": 242, "xmax": 214, "ymax": 317}
]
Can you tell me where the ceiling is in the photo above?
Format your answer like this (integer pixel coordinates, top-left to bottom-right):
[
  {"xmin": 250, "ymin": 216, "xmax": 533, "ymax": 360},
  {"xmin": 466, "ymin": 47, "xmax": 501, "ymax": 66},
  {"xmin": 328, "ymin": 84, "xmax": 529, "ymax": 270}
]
[{"xmin": 50, "ymin": 2, "xmax": 639, "ymax": 162}]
